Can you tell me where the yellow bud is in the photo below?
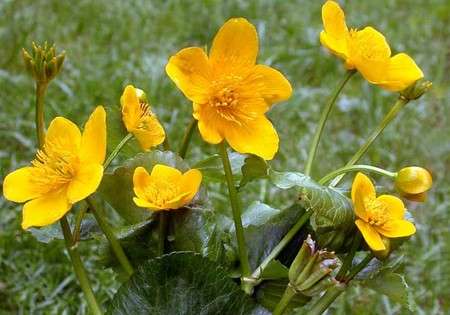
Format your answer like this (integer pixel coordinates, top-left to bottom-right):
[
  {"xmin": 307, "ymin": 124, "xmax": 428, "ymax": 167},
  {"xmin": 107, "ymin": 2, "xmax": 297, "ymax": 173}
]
[
  {"xmin": 134, "ymin": 88, "xmax": 148, "ymax": 104},
  {"xmin": 395, "ymin": 167, "xmax": 432, "ymax": 202}
]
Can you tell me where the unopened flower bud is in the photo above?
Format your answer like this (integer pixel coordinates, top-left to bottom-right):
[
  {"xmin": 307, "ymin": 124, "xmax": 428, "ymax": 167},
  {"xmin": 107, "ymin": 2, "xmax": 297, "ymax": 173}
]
[
  {"xmin": 22, "ymin": 42, "xmax": 66, "ymax": 84},
  {"xmin": 134, "ymin": 88, "xmax": 148, "ymax": 104},
  {"xmin": 395, "ymin": 166, "xmax": 432, "ymax": 202},
  {"xmin": 400, "ymin": 80, "xmax": 432, "ymax": 101}
]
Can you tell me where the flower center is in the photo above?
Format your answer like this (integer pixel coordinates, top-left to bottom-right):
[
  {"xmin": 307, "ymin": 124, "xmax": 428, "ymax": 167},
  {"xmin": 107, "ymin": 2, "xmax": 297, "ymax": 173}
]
[
  {"xmin": 144, "ymin": 178, "xmax": 179, "ymax": 208},
  {"xmin": 31, "ymin": 139, "xmax": 80, "ymax": 193},
  {"xmin": 209, "ymin": 75, "xmax": 246, "ymax": 124},
  {"xmin": 366, "ymin": 200, "xmax": 394, "ymax": 229}
]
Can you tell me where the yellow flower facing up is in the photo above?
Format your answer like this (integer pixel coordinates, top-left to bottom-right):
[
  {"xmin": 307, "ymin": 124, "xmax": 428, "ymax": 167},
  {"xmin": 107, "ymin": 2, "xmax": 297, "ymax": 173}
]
[
  {"xmin": 3, "ymin": 106, "xmax": 106, "ymax": 229},
  {"xmin": 351, "ymin": 173, "xmax": 416, "ymax": 251},
  {"xmin": 395, "ymin": 167, "xmax": 433, "ymax": 202},
  {"xmin": 166, "ymin": 18, "xmax": 293, "ymax": 160},
  {"xmin": 132, "ymin": 164, "xmax": 202, "ymax": 211},
  {"xmin": 121, "ymin": 85, "xmax": 165, "ymax": 152},
  {"xmin": 320, "ymin": 0, "xmax": 424, "ymax": 92}
]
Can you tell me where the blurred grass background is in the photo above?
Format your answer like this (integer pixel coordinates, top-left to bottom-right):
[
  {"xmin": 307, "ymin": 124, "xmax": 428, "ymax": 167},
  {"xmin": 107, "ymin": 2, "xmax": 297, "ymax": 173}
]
[{"xmin": 0, "ymin": 0, "xmax": 448, "ymax": 314}]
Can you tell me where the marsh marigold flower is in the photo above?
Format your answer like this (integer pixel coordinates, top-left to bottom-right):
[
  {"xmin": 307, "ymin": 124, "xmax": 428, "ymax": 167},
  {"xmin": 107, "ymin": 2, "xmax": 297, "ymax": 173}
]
[
  {"xmin": 395, "ymin": 166, "xmax": 432, "ymax": 202},
  {"xmin": 166, "ymin": 18, "xmax": 293, "ymax": 160},
  {"xmin": 132, "ymin": 164, "xmax": 202, "ymax": 211},
  {"xmin": 320, "ymin": 1, "xmax": 423, "ymax": 92},
  {"xmin": 351, "ymin": 173, "xmax": 416, "ymax": 251},
  {"xmin": 121, "ymin": 85, "xmax": 165, "ymax": 152},
  {"xmin": 3, "ymin": 106, "xmax": 106, "ymax": 229}
]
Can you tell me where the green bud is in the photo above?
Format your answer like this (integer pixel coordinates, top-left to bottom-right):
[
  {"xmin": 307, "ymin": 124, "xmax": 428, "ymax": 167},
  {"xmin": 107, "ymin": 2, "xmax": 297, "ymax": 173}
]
[
  {"xmin": 301, "ymin": 275, "xmax": 339, "ymax": 297},
  {"xmin": 400, "ymin": 79, "xmax": 432, "ymax": 101},
  {"xmin": 22, "ymin": 42, "xmax": 66, "ymax": 84},
  {"xmin": 135, "ymin": 88, "xmax": 149, "ymax": 104}
]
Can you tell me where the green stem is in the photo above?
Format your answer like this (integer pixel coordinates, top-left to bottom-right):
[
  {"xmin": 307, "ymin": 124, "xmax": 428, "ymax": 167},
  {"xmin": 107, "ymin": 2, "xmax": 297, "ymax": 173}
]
[
  {"xmin": 319, "ymin": 165, "xmax": 396, "ymax": 186},
  {"xmin": 336, "ymin": 232, "xmax": 362, "ymax": 280},
  {"xmin": 273, "ymin": 285, "xmax": 296, "ymax": 315},
  {"xmin": 157, "ymin": 211, "xmax": 168, "ymax": 256},
  {"xmin": 305, "ymin": 283, "xmax": 347, "ymax": 315},
  {"xmin": 162, "ymin": 136, "xmax": 171, "ymax": 151},
  {"xmin": 178, "ymin": 118, "xmax": 198, "ymax": 159},
  {"xmin": 330, "ymin": 95, "xmax": 410, "ymax": 187},
  {"xmin": 219, "ymin": 141, "xmax": 251, "ymax": 292},
  {"xmin": 251, "ymin": 209, "xmax": 313, "ymax": 285},
  {"xmin": 304, "ymin": 70, "xmax": 355, "ymax": 176},
  {"xmin": 60, "ymin": 216, "xmax": 104, "ymax": 315},
  {"xmin": 346, "ymin": 252, "xmax": 375, "ymax": 281},
  {"xmin": 35, "ymin": 82, "xmax": 48, "ymax": 148},
  {"xmin": 103, "ymin": 133, "xmax": 133, "ymax": 170},
  {"xmin": 72, "ymin": 202, "xmax": 89, "ymax": 245},
  {"xmin": 86, "ymin": 196, "xmax": 134, "ymax": 277}
]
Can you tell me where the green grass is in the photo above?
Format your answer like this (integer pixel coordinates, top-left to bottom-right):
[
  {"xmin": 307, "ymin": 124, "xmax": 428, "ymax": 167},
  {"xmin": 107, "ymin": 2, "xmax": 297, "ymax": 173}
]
[{"xmin": 1, "ymin": 0, "xmax": 449, "ymax": 314}]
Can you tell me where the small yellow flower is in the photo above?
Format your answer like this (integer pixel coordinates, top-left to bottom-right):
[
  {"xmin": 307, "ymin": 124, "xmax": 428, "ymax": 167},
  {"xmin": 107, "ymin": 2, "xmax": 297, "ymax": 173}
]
[
  {"xmin": 3, "ymin": 106, "xmax": 106, "ymax": 229},
  {"xmin": 395, "ymin": 167, "xmax": 432, "ymax": 202},
  {"xmin": 166, "ymin": 18, "xmax": 292, "ymax": 160},
  {"xmin": 132, "ymin": 164, "xmax": 202, "ymax": 211},
  {"xmin": 120, "ymin": 85, "xmax": 165, "ymax": 152},
  {"xmin": 320, "ymin": 1, "xmax": 424, "ymax": 92},
  {"xmin": 351, "ymin": 173, "xmax": 416, "ymax": 251}
]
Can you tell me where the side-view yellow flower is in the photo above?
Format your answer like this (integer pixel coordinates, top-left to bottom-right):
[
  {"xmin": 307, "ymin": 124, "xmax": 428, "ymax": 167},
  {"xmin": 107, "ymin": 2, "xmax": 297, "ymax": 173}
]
[
  {"xmin": 395, "ymin": 166, "xmax": 432, "ymax": 202},
  {"xmin": 166, "ymin": 18, "xmax": 293, "ymax": 160},
  {"xmin": 121, "ymin": 85, "xmax": 165, "ymax": 152},
  {"xmin": 132, "ymin": 164, "xmax": 202, "ymax": 211},
  {"xmin": 3, "ymin": 106, "xmax": 106, "ymax": 229},
  {"xmin": 320, "ymin": 0, "xmax": 424, "ymax": 92},
  {"xmin": 351, "ymin": 172, "xmax": 416, "ymax": 251}
]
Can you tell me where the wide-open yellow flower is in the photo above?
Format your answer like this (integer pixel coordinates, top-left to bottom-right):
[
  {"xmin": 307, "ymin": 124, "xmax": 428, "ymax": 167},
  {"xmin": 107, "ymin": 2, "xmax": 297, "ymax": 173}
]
[
  {"xmin": 121, "ymin": 85, "xmax": 165, "ymax": 152},
  {"xmin": 351, "ymin": 172, "xmax": 416, "ymax": 251},
  {"xmin": 132, "ymin": 164, "xmax": 202, "ymax": 211},
  {"xmin": 166, "ymin": 18, "xmax": 292, "ymax": 160},
  {"xmin": 3, "ymin": 106, "xmax": 106, "ymax": 229},
  {"xmin": 320, "ymin": 0, "xmax": 423, "ymax": 92}
]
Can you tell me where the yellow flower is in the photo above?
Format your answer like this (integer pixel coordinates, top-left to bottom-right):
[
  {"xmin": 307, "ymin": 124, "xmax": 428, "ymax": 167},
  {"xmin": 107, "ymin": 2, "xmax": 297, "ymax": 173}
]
[
  {"xmin": 3, "ymin": 106, "xmax": 106, "ymax": 229},
  {"xmin": 320, "ymin": 0, "xmax": 423, "ymax": 92},
  {"xmin": 395, "ymin": 167, "xmax": 432, "ymax": 202},
  {"xmin": 132, "ymin": 164, "xmax": 202, "ymax": 211},
  {"xmin": 120, "ymin": 85, "xmax": 165, "ymax": 152},
  {"xmin": 351, "ymin": 173, "xmax": 416, "ymax": 251},
  {"xmin": 166, "ymin": 18, "xmax": 292, "ymax": 160}
]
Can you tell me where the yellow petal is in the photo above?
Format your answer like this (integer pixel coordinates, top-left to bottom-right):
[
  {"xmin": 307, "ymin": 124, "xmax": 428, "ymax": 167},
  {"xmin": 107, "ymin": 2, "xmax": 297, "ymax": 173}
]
[
  {"xmin": 130, "ymin": 116, "xmax": 165, "ymax": 152},
  {"xmin": 121, "ymin": 85, "xmax": 141, "ymax": 131},
  {"xmin": 194, "ymin": 103, "xmax": 224, "ymax": 144},
  {"xmin": 320, "ymin": 0, "xmax": 350, "ymax": 60},
  {"xmin": 178, "ymin": 169, "xmax": 202, "ymax": 205},
  {"xmin": 80, "ymin": 106, "xmax": 106, "ymax": 165},
  {"xmin": 377, "ymin": 219, "xmax": 416, "ymax": 238},
  {"xmin": 45, "ymin": 117, "xmax": 81, "ymax": 155},
  {"xmin": 224, "ymin": 115, "xmax": 279, "ymax": 160},
  {"xmin": 355, "ymin": 219, "xmax": 386, "ymax": 251},
  {"xmin": 133, "ymin": 196, "xmax": 164, "ymax": 211},
  {"xmin": 399, "ymin": 192, "xmax": 427, "ymax": 202},
  {"xmin": 150, "ymin": 164, "xmax": 182, "ymax": 181},
  {"xmin": 351, "ymin": 173, "xmax": 376, "ymax": 204},
  {"xmin": 349, "ymin": 27, "xmax": 391, "ymax": 84},
  {"xmin": 67, "ymin": 163, "xmax": 103, "ymax": 203},
  {"xmin": 3, "ymin": 167, "xmax": 43, "ymax": 202},
  {"xmin": 209, "ymin": 18, "xmax": 258, "ymax": 68},
  {"xmin": 164, "ymin": 191, "xmax": 191, "ymax": 209},
  {"xmin": 378, "ymin": 53, "xmax": 424, "ymax": 92},
  {"xmin": 245, "ymin": 65, "xmax": 293, "ymax": 105},
  {"xmin": 374, "ymin": 195, "xmax": 405, "ymax": 220},
  {"xmin": 21, "ymin": 187, "xmax": 71, "ymax": 229},
  {"xmin": 353, "ymin": 185, "xmax": 369, "ymax": 222},
  {"xmin": 166, "ymin": 47, "xmax": 212, "ymax": 104},
  {"xmin": 133, "ymin": 166, "xmax": 151, "ymax": 200}
]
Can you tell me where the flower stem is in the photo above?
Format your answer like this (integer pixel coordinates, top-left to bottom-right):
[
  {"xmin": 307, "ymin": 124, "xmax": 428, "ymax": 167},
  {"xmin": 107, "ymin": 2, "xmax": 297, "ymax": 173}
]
[
  {"xmin": 103, "ymin": 133, "xmax": 133, "ymax": 170},
  {"xmin": 178, "ymin": 118, "xmax": 198, "ymax": 159},
  {"xmin": 72, "ymin": 202, "xmax": 89, "ymax": 245},
  {"xmin": 35, "ymin": 82, "xmax": 48, "ymax": 148},
  {"xmin": 330, "ymin": 95, "xmax": 410, "ymax": 187},
  {"xmin": 346, "ymin": 252, "xmax": 374, "ymax": 281},
  {"xmin": 305, "ymin": 283, "xmax": 347, "ymax": 315},
  {"xmin": 319, "ymin": 165, "xmax": 396, "ymax": 186},
  {"xmin": 303, "ymin": 70, "xmax": 355, "ymax": 176},
  {"xmin": 272, "ymin": 285, "xmax": 296, "ymax": 315},
  {"xmin": 60, "ymin": 216, "xmax": 104, "ymax": 315},
  {"xmin": 251, "ymin": 209, "xmax": 313, "ymax": 285},
  {"xmin": 219, "ymin": 141, "xmax": 251, "ymax": 292},
  {"xmin": 336, "ymin": 232, "xmax": 362, "ymax": 280},
  {"xmin": 86, "ymin": 196, "xmax": 134, "ymax": 277},
  {"xmin": 157, "ymin": 211, "xmax": 168, "ymax": 256}
]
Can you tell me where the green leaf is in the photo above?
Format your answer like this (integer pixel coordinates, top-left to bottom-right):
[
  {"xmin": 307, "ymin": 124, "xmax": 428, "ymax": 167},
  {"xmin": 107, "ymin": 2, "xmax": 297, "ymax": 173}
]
[
  {"xmin": 268, "ymin": 169, "xmax": 355, "ymax": 252},
  {"xmin": 98, "ymin": 150, "xmax": 195, "ymax": 224},
  {"xmin": 362, "ymin": 268, "xmax": 418, "ymax": 312},
  {"xmin": 260, "ymin": 260, "xmax": 289, "ymax": 280},
  {"xmin": 239, "ymin": 155, "xmax": 268, "ymax": 188},
  {"xmin": 109, "ymin": 252, "xmax": 269, "ymax": 315},
  {"xmin": 191, "ymin": 151, "xmax": 246, "ymax": 183}
]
